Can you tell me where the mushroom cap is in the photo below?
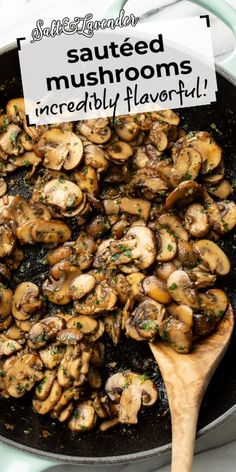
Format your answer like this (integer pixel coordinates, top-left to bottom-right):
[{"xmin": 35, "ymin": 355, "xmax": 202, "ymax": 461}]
[
  {"xmin": 193, "ymin": 239, "xmax": 230, "ymax": 275},
  {"xmin": 167, "ymin": 270, "xmax": 199, "ymax": 310},
  {"xmin": 126, "ymin": 226, "xmax": 157, "ymax": 270},
  {"xmin": 43, "ymin": 179, "xmax": 83, "ymax": 211}
]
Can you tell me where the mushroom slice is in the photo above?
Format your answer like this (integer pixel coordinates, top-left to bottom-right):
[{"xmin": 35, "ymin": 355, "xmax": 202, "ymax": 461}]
[
  {"xmin": 206, "ymin": 180, "xmax": 232, "ymax": 200},
  {"xmin": 104, "ymin": 310, "xmax": 122, "ymax": 344},
  {"xmin": 12, "ymin": 282, "xmax": 42, "ymax": 321},
  {"xmin": 156, "ymin": 226, "xmax": 177, "ymax": 262},
  {"xmin": 143, "ymin": 276, "xmax": 172, "ymax": 304},
  {"xmin": 105, "ymin": 371, "xmax": 158, "ymax": 424},
  {"xmin": 69, "ymin": 273, "xmax": 96, "ymax": 300},
  {"xmin": 203, "ymin": 159, "xmax": 225, "ymax": 185},
  {"xmin": 13, "ymin": 151, "xmax": 42, "ymax": 172},
  {"xmin": 152, "ymin": 109, "xmax": 180, "ymax": 126},
  {"xmin": 149, "ymin": 123, "xmax": 168, "ymax": 152},
  {"xmin": 126, "ymin": 226, "xmax": 156, "ymax": 270},
  {"xmin": 107, "ymin": 141, "xmax": 133, "ymax": 164},
  {"xmin": 167, "ymin": 270, "xmax": 199, "ymax": 310},
  {"xmin": 68, "ymin": 400, "xmax": 97, "ymax": 432},
  {"xmin": 114, "ymin": 115, "xmax": 140, "ymax": 142},
  {"xmin": 193, "ymin": 239, "xmax": 230, "ymax": 275},
  {"xmin": 4, "ymin": 353, "xmax": 43, "ymax": 398},
  {"xmin": 29, "ymin": 316, "xmax": 65, "ymax": 348},
  {"xmin": 156, "ymin": 262, "xmax": 177, "ymax": 281},
  {"xmin": 168, "ymin": 303, "xmax": 193, "ymax": 327},
  {"xmin": 159, "ymin": 317, "xmax": 192, "ymax": 353},
  {"xmin": 74, "ymin": 166, "xmax": 99, "ymax": 196},
  {"xmin": 0, "ymin": 225, "xmax": 15, "ymax": 257},
  {"xmin": 37, "ymin": 129, "xmax": 83, "ymax": 171},
  {"xmin": 35, "ymin": 369, "xmax": 57, "ymax": 401},
  {"xmin": 177, "ymin": 240, "xmax": 197, "ymax": 268},
  {"xmin": 74, "ymin": 282, "xmax": 117, "ymax": 316},
  {"xmin": 128, "ymin": 297, "xmax": 166, "ymax": 340},
  {"xmin": 31, "ymin": 219, "xmax": 72, "ymax": 244},
  {"xmin": 187, "ymin": 132, "xmax": 222, "ymax": 174},
  {"xmin": 43, "ymin": 262, "xmax": 80, "ymax": 305},
  {"xmin": 33, "ymin": 380, "xmax": 62, "ymax": 415},
  {"xmin": 189, "ymin": 266, "xmax": 216, "ymax": 289},
  {"xmin": 158, "ymin": 214, "xmax": 189, "ymax": 241},
  {"xmin": 83, "ymin": 143, "xmax": 109, "ymax": 172},
  {"xmin": 199, "ymin": 288, "xmax": 228, "ymax": 320},
  {"xmin": 67, "ymin": 315, "xmax": 98, "ymax": 334},
  {"xmin": 0, "ymin": 123, "xmax": 21, "ymax": 156},
  {"xmin": 165, "ymin": 181, "xmax": 203, "ymax": 210},
  {"xmin": 57, "ymin": 328, "xmax": 84, "ymax": 345},
  {"xmin": 0, "ymin": 178, "xmax": 7, "ymax": 197},
  {"xmin": 217, "ymin": 200, "xmax": 236, "ymax": 233},
  {"xmin": 170, "ymin": 147, "xmax": 201, "ymax": 186},
  {"xmin": 184, "ymin": 203, "xmax": 209, "ymax": 237},
  {"xmin": 78, "ymin": 118, "xmax": 111, "ymax": 144},
  {"xmin": 43, "ymin": 179, "xmax": 83, "ymax": 211},
  {"xmin": 104, "ymin": 197, "xmax": 151, "ymax": 221},
  {"xmin": 39, "ymin": 343, "xmax": 65, "ymax": 369}
]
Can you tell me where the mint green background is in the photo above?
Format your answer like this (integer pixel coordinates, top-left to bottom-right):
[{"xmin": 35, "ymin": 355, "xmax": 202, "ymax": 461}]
[{"xmin": 0, "ymin": 0, "xmax": 236, "ymax": 470}]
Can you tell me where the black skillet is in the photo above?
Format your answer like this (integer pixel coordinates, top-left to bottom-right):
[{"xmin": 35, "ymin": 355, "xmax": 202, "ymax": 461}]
[{"xmin": 0, "ymin": 10, "xmax": 236, "ymax": 468}]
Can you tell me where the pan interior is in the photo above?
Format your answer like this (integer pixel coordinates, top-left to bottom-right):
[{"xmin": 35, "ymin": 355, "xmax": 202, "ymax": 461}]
[{"xmin": 0, "ymin": 48, "xmax": 235, "ymax": 459}]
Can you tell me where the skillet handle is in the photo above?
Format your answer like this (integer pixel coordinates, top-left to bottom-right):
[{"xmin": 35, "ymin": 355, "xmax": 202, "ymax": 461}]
[
  {"xmin": 103, "ymin": 0, "xmax": 236, "ymax": 77},
  {"xmin": 0, "ymin": 442, "xmax": 58, "ymax": 472}
]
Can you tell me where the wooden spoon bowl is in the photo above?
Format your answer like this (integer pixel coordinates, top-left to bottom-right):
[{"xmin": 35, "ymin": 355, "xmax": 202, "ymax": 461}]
[{"xmin": 150, "ymin": 304, "xmax": 234, "ymax": 472}]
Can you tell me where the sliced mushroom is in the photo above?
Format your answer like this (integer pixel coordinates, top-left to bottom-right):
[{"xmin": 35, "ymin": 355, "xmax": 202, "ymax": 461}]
[
  {"xmin": 112, "ymin": 226, "xmax": 156, "ymax": 270},
  {"xmin": 31, "ymin": 219, "xmax": 72, "ymax": 244},
  {"xmin": 0, "ymin": 225, "xmax": 15, "ymax": 257},
  {"xmin": 217, "ymin": 200, "xmax": 236, "ymax": 233},
  {"xmin": 177, "ymin": 240, "xmax": 197, "ymax": 268},
  {"xmin": 74, "ymin": 166, "xmax": 99, "ymax": 196},
  {"xmin": 158, "ymin": 214, "xmax": 189, "ymax": 241},
  {"xmin": 152, "ymin": 109, "xmax": 180, "ymax": 126},
  {"xmin": 186, "ymin": 131, "xmax": 222, "ymax": 174},
  {"xmin": 43, "ymin": 179, "xmax": 83, "ymax": 212},
  {"xmin": 0, "ymin": 335, "xmax": 22, "ymax": 356},
  {"xmin": 4, "ymin": 353, "xmax": 43, "ymax": 398},
  {"xmin": 0, "ymin": 178, "xmax": 7, "ymax": 197},
  {"xmin": 104, "ymin": 310, "xmax": 122, "ymax": 345},
  {"xmin": 159, "ymin": 317, "xmax": 192, "ymax": 353},
  {"xmin": 143, "ymin": 276, "xmax": 172, "ymax": 304},
  {"xmin": 68, "ymin": 400, "xmax": 97, "ymax": 432},
  {"xmin": 104, "ymin": 197, "xmax": 151, "ymax": 221},
  {"xmin": 43, "ymin": 261, "xmax": 81, "ymax": 305},
  {"xmin": 107, "ymin": 141, "xmax": 133, "ymax": 164},
  {"xmin": 156, "ymin": 226, "xmax": 177, "ymax": 262},
  {"xmin": 199, "ymin": 288, "xmax": 228, "ymax": 319},
  {"xmin": 127, "ymin": 297, "xmax": 166, "ymax": 340},
  {"xmin": 83, "ymin": 143, "xmax": 109, "ymax": 172},
  {"xmin": 167, "ymin": 303, "xmax": 193, "ymax": 327},
  {"xmin": 78, "ymin": 118, "xmax": 111, "ymax": 144},
  {"xmin": 0, "ymin": 123, "xmax": 21, "ymax": 156},
  {"xmin": 126, "ymin": 272, "xmax": 145, "ymax": 299},
  {"xmin": 33, "ymin": 380, "xmax": 62, "ymax": 415},
  {"xmin": 114, "ymin": 115, "xmax": 140, "ymax": 142},
  {"xmin": 167, "ymin": 270, "xmax": 199, "ymax": 310},
  {"xmin": 28, "ymin": 316, "xmax": 65, "ymax": 348},
  {"xmin": 67, "ymin": 315, "xmax": 98, "ymax": 334},
  {"xmin": 105, "ymin": 371, "xmax": 158, "ymax": 424},
  {"xmin": 149, "ymin": 123, "xmax": 168, "ymax": 152},
  {"xmin": 156, "ymin": 262, "xmax": 177, "ymax": 281},
  {"xmin": 69, "ymin": 273, "xmax": 96, "ymax": 300},
  {"xmin": 206, "ymin": 180, "xmax": 232, "ymax": 199},
  {"xmin": 36, "ymin": 129, "xmax": 83, "ymax": 171},
  {"xmin": 12, "ymin": 282, "xmax": 43, "ymax": 321},
  {"xmin": 184, "ymin": 204, "xmax": 209, "ymax": 237},
  {"xmin": 39, "ymin": 343, "xmax": 65, "ymax": 369},
  {"xmin": 35, "ymin": 369, "xmax": 57, "ymax": 400},
  {"xmin": 74, "ymin": 282, "xmax": 117, "ymax": 315},
  {"xmin": 193, "ymin": 239, "xmax": 230, "ymax": 275},
  {"xmin": 170, "ymin": 147, "xmax": 202, "ymax": 186},
  {"xmin": 166, "ymin": 181, "xmax": 203, "ymax": 210}
]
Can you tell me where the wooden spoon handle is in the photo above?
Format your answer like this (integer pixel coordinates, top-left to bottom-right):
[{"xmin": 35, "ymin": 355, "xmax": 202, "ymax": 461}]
[{"xmin": 171, "ymin": 404, "xmax": 199, "ymax": 472}]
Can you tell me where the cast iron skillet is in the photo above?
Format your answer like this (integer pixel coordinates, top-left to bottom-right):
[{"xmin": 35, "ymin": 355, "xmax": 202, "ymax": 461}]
[{"xmin": 0, "ymin": 45, "xmax": 235, "ymax": 465}]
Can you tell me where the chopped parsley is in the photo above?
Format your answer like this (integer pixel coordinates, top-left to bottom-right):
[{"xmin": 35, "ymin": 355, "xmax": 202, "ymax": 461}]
[{"xmin": 168, "ymin": 283, "xmax": 177, "ymax": 290}]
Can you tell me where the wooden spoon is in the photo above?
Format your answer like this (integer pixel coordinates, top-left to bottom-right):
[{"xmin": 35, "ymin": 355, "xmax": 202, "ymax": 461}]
[{"xmin": 149, "ymin": 304, "xmax": 234, "ymax": 472}]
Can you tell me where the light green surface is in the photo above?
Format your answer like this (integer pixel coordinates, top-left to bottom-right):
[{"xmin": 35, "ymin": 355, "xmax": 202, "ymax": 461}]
[{"xmin": 1, "ymin": 0, "xmax": 236, "ymax": 470}]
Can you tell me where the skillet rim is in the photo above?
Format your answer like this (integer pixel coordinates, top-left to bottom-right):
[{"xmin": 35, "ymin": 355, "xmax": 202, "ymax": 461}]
[{"xmin": 0, "ymin": 43, "xmax": 235, "ymax": 465}]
